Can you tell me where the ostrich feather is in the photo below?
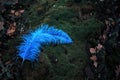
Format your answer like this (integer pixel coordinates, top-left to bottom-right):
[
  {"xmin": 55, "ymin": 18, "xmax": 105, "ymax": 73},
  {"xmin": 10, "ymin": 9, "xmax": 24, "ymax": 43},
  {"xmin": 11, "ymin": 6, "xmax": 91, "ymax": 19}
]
[{"xmin": 17, "ymin": 24, "xmax": 73, "ymax": 62}]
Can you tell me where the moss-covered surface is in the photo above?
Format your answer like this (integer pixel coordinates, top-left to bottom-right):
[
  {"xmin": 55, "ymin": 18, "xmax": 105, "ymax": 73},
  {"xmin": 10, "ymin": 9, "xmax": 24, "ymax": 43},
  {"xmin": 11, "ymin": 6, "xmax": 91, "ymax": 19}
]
[{"xmin": 1, "ymin": 0, "xmax": 104, "ymax": 80}]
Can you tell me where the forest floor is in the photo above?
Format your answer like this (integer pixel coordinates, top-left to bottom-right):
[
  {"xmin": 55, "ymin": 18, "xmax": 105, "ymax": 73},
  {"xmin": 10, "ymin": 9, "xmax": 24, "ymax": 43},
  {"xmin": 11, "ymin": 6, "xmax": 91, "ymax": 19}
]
[{"xmin": 0, "ymin": 0, "xmax": 106, "ymax": 80}]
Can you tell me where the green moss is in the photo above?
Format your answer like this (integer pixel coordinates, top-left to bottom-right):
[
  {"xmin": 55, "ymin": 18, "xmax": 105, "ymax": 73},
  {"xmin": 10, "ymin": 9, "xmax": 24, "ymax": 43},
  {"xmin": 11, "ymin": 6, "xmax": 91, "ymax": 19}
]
[{"xmin": 21, "ymin": 1, "xmax": 103, "ymax": 79}]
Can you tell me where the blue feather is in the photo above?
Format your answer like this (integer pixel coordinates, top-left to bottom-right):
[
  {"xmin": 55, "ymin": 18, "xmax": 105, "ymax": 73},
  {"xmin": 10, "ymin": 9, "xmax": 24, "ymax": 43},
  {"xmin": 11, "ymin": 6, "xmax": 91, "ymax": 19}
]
[{"xmin": 17, "ymin": 24, "xmax": 73, "ymax": 62}]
